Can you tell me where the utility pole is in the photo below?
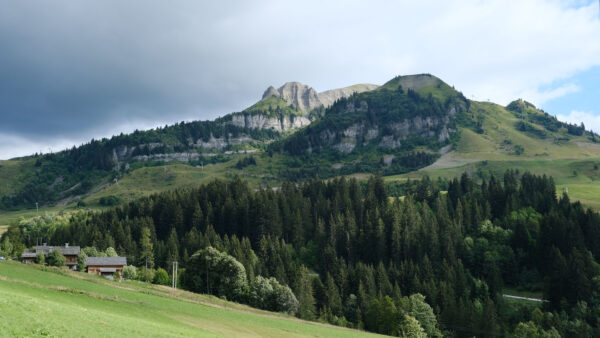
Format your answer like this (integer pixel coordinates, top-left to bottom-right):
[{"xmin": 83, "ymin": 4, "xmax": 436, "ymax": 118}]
[
  {"xmin": 171, "ymin": 261, "xmax": 178, "ymax": 289},
  {"xmin": 206, "ymin": 256, "xmax": 210, "ymax": 295}
]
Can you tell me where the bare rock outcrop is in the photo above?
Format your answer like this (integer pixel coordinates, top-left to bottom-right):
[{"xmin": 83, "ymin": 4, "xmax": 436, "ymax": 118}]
[
  {"xmin": 261, "ymin": 82, "xmax": 379, "ymax": 112},
  {"xmin": 318, "ymin": 84, "xmax": 379, "ymax": 107},
  {"xmin": 262, "ymin": 82, "xmax": 321, "ymax": 112},
  {"xmin": 230, "ymin": 114, "xmax": 310, "ymax": 132}
]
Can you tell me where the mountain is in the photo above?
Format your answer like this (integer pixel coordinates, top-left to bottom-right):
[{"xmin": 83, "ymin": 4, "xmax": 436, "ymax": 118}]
[
  {"xmin": 1, "ymin": 73, "xmax": 599, "ymax": 211},
  {"xmin": 260, "ymin": 81, "xmax": 379, "ymax": 112},
  {"xmin": 222, "ymin": 82, "xmax": 379, "ymax": 132},
  {"xmin": 275, "ymin": 74, "xmax": 469, "ymax": 177}
]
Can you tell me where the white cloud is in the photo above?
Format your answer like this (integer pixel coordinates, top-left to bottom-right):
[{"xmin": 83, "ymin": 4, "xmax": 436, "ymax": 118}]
[
  {"xmin": 222, "ymin": 0, "xmax": 600, "ymax": 106},
  {"xmin": 520, "ymin": 84, "xmax": 581, "ymax": 106},
  {"xmin": 557, "ymin": 110, "xmax": 600, "ymax": 133},
  {"xmin": 0, "ymin": 133, "xmax": 77, "ymax": 160}
]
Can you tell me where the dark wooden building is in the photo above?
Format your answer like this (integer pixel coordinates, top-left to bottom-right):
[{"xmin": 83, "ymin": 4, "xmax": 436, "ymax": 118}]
[
  {"xmin": 86, "ymin": 256, "xmax": 127, "ymax": 280},
  {"xmin": 21, "ymin": 244, "xmax": 80, "ymax": 270}
]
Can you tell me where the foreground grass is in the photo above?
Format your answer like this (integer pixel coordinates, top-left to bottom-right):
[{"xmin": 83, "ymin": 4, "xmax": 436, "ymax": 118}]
[{"xmin": 0, "ymin": 261, "xmax": 377, "ymax": 337}]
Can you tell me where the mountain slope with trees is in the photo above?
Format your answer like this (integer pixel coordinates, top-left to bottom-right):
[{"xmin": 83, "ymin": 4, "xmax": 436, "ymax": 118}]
[
  {"xmin": 3, "ymin": 172, "xmax": 600, "ymax": 336},
  {"xmin": 1, "ymin": 74, "xmax": 599, "ymax": 213}
]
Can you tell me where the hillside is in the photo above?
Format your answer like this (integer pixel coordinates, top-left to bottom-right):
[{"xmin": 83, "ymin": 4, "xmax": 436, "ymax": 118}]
[
  {"xmin": 0, "ymin": 261, "xmax": 378, "ymax": 337},
  {"xmin": 385, "ymin": 98, "xmax": 600, "ymax": 208},
  {"xmin": 274, "ymin": 74, "xmax": 468, "ymax": 179},
  {"xmin": 4, "ymin": 173, "xmax": 599, "ymax": 336},
  {"xmin": 2, "ymin": 73, "xmax": 600, "ymax": 214}
]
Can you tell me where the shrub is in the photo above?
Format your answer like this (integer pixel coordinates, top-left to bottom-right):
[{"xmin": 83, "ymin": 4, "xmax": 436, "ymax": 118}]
[
  {"xmin": 77, "ymin": 252, "xmax": 87, "ymax": 272},
  {"xmin": 153, "ymin": 268, "xmax": 170, "ymax": 285},
  {"xmin": 123, "ymin": 265, "xmax": 138, "ymax": 280},
  {"xmin": 82, "ymin": 246, "xmax": 101, "ymax": 257},
  {"xmin": 181, "ymin": 246, "xmax": 247, "ymax": 301},
  {"xmin": 0, "ymin": 237, "xmax": 13, "ymax": 257},
  {"xmin": 35, "ymin": 252, "xmax": 45, "ymax": 265},
  {"xmin": 105, "ymin": 247, "xmax": 118, "ymax": 257},
  {"xmin": 138, "ymin": 267, "xmax": 155, "ymax": 282},
  {"xmin": 99, "ymin": 195, "xmax": 122, "ymax": 206},
  {"xmin": 47, "ymin": 249, "xmax": 66, "ymax": 267},
  {"xmin": 514, "ymin": 145, "xmax": 524, "ymax": 155},
  {"xmin": 248, "ymin": 276, "xmax": 299, "ymax": 315}
]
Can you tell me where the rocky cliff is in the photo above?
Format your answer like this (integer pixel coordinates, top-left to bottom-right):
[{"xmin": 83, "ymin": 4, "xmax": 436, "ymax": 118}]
[
  {"xmin": 261, "ymin": 82, "xmax": 379, "ymax": 112},
  {"xmin": 262, "ymin": 82, "xmax": 321, "ymax": 112},
  {"xmin": 229, "ymin": 114, "xmax": 310, "ymax": 132},
  {"xmin": 314, "ymin": 106, "xmax": 456, "ymax": 154},
  {"xmin": 318, "ymin": 84, "xmax": 379, "ymax": 107}
]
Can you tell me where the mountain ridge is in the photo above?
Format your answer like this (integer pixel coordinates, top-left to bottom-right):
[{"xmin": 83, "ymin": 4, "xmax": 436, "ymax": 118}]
[{"xmin": 1, "ymin": 73, "xmax": 599, "ymax": 210}]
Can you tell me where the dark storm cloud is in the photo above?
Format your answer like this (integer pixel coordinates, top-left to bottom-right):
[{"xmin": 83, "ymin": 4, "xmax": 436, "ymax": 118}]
[{"xmin": 0, "ymin": 2, "xmax": 263, "ymax": 142}]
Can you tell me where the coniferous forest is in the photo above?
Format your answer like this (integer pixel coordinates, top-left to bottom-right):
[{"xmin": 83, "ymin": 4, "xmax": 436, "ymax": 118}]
[{"xmin": 4, "ymin": 172, "xmax": 600, "ymax": 336}]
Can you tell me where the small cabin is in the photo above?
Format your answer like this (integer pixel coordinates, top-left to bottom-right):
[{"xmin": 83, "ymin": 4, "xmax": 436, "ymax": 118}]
[
  {"xmin": 21, "ymin": 243, "xmax": 80, "ymax": 270},
  {"xmin": 86, "ymin": 257, "xmax": 127, "ymax": 280}
]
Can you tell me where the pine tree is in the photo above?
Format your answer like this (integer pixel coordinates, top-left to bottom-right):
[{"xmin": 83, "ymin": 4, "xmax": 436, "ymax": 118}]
[
  {"xmin": 295, "ymin": 266, "xmax": 316, "ymax": 320},
  {"xmin": 139, "ymin": 227, "xmax": 154, "ymax": 271}
]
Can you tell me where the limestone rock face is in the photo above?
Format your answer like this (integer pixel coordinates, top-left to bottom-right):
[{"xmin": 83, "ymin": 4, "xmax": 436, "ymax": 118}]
[
  {"xmin": 312, "ymin": 101, "xmax": 456, "ymax": 154},
  {"xmin": 194, "ymin": 134, "xmax": 254, "ymax": 150},
  {"xmin": 229, "ymin": 114, "xmax": 310, "ymax": 132},
  {"xmin": 262, "ymin": 86, "xmax": 279, "ymax": 99},
  {"xmin": 318, "ymin": 84, "xmax": 379, "ymax": 107},
  {"xmin": 261, "ymin": 82, "xmax": 321, "ymax": 112},
  {"xmin": 260, "ymin": 82, "xmax": 379, "ymax": 112}
]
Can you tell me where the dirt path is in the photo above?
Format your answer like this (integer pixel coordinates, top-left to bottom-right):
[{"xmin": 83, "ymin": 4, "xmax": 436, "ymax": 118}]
[
  {"xmin": 502, "ymin": 294, "xmax": 547, "ymax": 302},
  {"xmin": 420, "ymin": 151, "xmax": 479, "ymax": 171}
]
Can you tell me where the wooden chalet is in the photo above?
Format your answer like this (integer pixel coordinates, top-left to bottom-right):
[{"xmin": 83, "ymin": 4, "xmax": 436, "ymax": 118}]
[
  {"xmin": 86, "ymin": 256, "xmax": 127, "ymax": 280},
  {"xmin": 21, "ymin": 243, "xmax": 80, "ymax": 270}
]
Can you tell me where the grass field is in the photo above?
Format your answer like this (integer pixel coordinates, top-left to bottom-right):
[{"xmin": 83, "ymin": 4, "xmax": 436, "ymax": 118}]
[
  {"xmin": 0, "ymin": 261, "xmax": 378, "ymax": 337},
  {"xmin": 387, "ymin": 157, "xmax": 600, "ymax": 210},
  {"xmin": 0, "ymin": 205, "xmax": 81, "ymax": 227},
  {"xmin": 0, "ymin": 153, "xmax": 290, "ymax": 226}
]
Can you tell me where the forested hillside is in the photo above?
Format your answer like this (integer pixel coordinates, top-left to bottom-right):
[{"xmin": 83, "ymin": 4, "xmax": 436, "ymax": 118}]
[
  {"xmin": 3, "ymin": 172, "xmax": 600, "ymax": 336},
  {"xmin": 274, "ymin": 74, "xmax": 469, "ymax": 178},
  {"xmin": 0, "ymin": 120, "xmax": 279, "ymax": 210},
  {"xmin": 2, "ymin": 74, "xmax": 599, "ymax": 214}
]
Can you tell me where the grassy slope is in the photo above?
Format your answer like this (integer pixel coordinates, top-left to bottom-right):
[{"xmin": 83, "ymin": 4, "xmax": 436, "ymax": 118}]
[
  {"xmin": 3, "ymin": 82, "xmax": 600, "ymax": 218},
  {"xmin": 0, "ymin": 153, "xmax": 292, "ymax": 225},
  {"xmin": 0, "ymin": 261, "xmax": 377, "ymax": 337},
  {"xmin": 242, "ymin": 95, "xmax": 304, "ymax": 117},
  {"xmin": 386, "ymin": 100, "xmax": 600, "ymax": 209},
  {"xmin": 0, "ymin": 159, "xmax": 37, "ymax": 197}
]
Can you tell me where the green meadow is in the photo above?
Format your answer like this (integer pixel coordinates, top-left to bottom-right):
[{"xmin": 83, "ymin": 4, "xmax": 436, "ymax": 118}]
[{"xmin": 0, "ymin": 261, "xmax": 378, "ymax": 337}]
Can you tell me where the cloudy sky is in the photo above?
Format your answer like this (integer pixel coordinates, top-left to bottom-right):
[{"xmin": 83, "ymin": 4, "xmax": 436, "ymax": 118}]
[{"xmin": 1, "ymin": 0, "xmax": 599, "ymax": 159}]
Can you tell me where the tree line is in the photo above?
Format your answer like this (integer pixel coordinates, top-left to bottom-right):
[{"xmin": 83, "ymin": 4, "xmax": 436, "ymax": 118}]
[{"xmin": 3, "ymin": 172, "xmax": 600, "ymax": 336}]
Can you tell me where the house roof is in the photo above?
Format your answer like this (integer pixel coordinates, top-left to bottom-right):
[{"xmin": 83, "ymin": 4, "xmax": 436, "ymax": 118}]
[
  {"xmin": 21, "ymin": 250, "xmax": 36, "ymax": 258},
  {"xmin": 35, "ymin": 245, "xmax": 80, "ymax": 255},
  {"xmin": 86, "ymin": 257, "xmax": 127, "ymax": 266}
]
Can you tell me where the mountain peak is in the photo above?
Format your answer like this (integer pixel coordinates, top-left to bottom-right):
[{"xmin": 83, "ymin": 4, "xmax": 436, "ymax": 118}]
[
  {"xmin": 260, "ymin": 82, "xmax": 379, "ymax": 113},
  {"xmin": 382, "ymin": 74, "xmax": 444, "ymax": 91},
  {"xmin": 260, "ymin": 82, "xmax": 321, "ymax": 112}
]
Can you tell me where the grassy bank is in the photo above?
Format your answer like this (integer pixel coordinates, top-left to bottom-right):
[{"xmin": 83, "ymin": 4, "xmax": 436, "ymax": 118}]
[{"xmin": 0, "ymin": 261, "xmax": 377, "ymax": 337}]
